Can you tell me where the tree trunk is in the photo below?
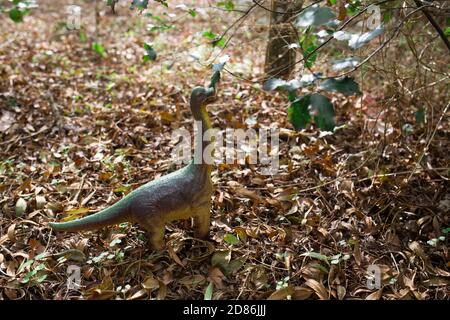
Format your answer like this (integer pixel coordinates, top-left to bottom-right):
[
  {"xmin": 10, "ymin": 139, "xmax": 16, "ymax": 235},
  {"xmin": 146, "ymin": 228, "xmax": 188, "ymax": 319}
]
[{"xmin": 264, "ymin": 0, "xmax": 303, "ymax": 80}]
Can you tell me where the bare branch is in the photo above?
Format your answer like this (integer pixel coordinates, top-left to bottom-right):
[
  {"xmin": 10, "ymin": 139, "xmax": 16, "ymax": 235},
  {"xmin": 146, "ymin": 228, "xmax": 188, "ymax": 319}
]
[{"xmin": 413, "ymin": 0, "xmax": 450, "ymax": 52}]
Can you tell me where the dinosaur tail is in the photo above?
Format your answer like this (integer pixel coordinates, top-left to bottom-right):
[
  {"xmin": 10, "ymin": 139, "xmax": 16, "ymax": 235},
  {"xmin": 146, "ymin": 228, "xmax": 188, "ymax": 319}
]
[{"xmin": 48, "ymin": 197, "xmax": 131, "ymax": 232}]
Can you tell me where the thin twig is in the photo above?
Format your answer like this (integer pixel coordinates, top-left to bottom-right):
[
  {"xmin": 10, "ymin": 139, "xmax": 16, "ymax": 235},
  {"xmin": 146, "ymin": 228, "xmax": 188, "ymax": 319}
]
[
  {"xmin": 405, "ymin": 102, "xmax": 449, "ymax": 183},
  {"xmin": 325, "ymin": 4, "xmax": 433, "ymax": 79},
  {"xmin": 223, "ymin": 0, "xmax": 397, "ymax": 82},
  {"xmin": 413, "ymin": 0, "xmax": 450, "ymax": 52}
]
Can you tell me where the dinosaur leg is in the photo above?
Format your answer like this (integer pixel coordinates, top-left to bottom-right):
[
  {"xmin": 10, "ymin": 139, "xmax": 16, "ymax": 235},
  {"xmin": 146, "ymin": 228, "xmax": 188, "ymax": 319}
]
[
  {"xmin": 194, "ymin": 204, "xmax": 211, "ymax": 239},
  {"xmin": 141, "ymin": 222, "xmax": 165, "ymax": 251}
]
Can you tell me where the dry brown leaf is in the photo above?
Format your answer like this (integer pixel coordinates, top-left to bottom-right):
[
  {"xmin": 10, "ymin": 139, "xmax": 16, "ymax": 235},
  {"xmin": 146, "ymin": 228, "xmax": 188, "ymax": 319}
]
[
  {"xmin": 293, "ymin": 287, "xmax": 313, "ymax": 300},
  {"xmin": 305, "ymin": 279, "xmax": 329, "ymax": 300},
  {"xmin": 128, "ymin": 289, "xmax": 148, "ymax": 300},
  {"xmin": 301, "ymin": 262, "xmax": 323, "ymax": 281},
  {"xmin": 35, "ymin": 196, "xmax": 46, "ymax": 209},
  {"xmin": 12, "ymin": 251, "xmax": 29, "ymax": 259},
  {"xmin": 99, "ymin": 172, "xmax": 113, "ymax": 181},
  {"xmin": 157, "ymin": 281, "xmax": 167, "ymax": 300},
  {"xmin": 7, "ymin": 223, "xmax": 16, "ymax": 242},
  {"xmin": 0, "ymin": 111, "xmax": 15, "ymax": 132},
  {"xmin": 403, "ymin": 272, "xmax": 416, "ymax": 291},
  {"xmin": 0, "ymin": 234, "xmax": 8, "ymax": 246},
  {"xmin": 366, "ymin": 288, "xmax": 383, "ymax": 300},
  {"xmin": 267, "ymin": 286, "xmax": 295, "ymax": 300},
  {"xmin": 207, "ymin": 266, "xmax": 225, "ymax": 289},
  {"xmin": 337, "ymin": 285, "xmax": 346, "ymax": 300},
  {"xmin": 235, "ymin": 187, "xmax": 260, "ymax": 202},
  {"xmin": 337, "ymin": 0, "xmax": 347, "ymax": 20},
  {"xmin": 15, "ymin": 198, "xmax": 27, "ymax": 217},
  {"xmin": 76, "ymin": 238, "xmax": 89, "ymax": 252},
  {"xmin": 159, "ymin": 111, "xmax": 176, "ymax": 123},
  {"xmin": 168, "ymin": 245, "xmax": 185, "ymax": 268},
  {"xmin": 61, "ymin": 207, "xmax": 90, "ymax": 221},
  {"xmin": 142, "ymin": 275, "xmax": 159, "ymax": 290},
  {"xmin": 275, "ymin": 187, "xmax": 297, "ymax": 202},
  {"xmin": 412, "ymin": 290, "xmax": 428, "ymax": 300},
  {"xmin": 178, "ymin": 275, "xmax": 206, "ymax": 287},
  {"xmin": 426, "ymin": 277, "xmax": 450, "ymax": 287},
  {"xmin": 234, "ymin": 226, "xmax": 247, "ymax": 241},
  {"xmin": 88, "ymin": 291, "xmax": 117, "ymax": 300},
  {"xmin": 353, "ymin": 239, "xmax": 361, "ymax": 266},
  {"xmin": 6, "ymin": 260, "xmax": 17, "ymax": 277},
  {"xmin": 4, "ymin": 288, "xmax": 19, "ymax": 300},
  {"xmin": 408, "ymin": 241, "xmax": 427, "ymax": 260}
]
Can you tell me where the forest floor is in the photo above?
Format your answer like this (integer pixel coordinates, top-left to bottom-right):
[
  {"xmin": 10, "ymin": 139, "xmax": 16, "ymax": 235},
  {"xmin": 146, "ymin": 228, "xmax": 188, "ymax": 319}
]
[{"xmin": 0, "ymin": 1, "xmax": 449, "ymax": 299}]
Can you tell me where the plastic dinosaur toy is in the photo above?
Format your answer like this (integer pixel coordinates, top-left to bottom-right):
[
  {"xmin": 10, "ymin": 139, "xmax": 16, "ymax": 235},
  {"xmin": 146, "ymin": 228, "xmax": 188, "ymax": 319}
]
[{"xmin": 49, "ymin": 86, "xmax": 215, "ymax": 250}]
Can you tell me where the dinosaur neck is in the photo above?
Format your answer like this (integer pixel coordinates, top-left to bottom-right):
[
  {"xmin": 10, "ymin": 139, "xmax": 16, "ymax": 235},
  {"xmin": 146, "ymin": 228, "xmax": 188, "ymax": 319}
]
[{"xmin": 191, "ymin": 103, "xmax": 213, "ymax": 174}]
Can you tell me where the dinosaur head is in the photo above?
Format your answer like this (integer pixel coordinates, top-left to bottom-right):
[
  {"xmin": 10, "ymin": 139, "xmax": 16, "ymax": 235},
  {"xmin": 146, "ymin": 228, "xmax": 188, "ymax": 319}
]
[{"xmin": 190, "ymin": 86, "xmax": 215, "ymax": 108}]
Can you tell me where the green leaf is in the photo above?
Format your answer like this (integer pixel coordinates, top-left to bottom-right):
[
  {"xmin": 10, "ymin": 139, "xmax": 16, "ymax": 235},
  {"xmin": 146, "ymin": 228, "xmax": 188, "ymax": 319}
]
[
  {"xmin": 296, "ymin": 6, "xmax": 336, "ymax": 28},
  {"xmin": 224, "ymin": 233, "xmax": 240, "ymax": 245},
  {"xmin": 202, "ymin": 30, "xmax": 217, "ymax": 40},
  {"xmin": 299, "ymin": 31, "xmax": 318, "ymax": 68},
  {"xmin": 319, "ymin": 77, "xmax": 361, "ymax": 96},
  {"xmin": 445, "ymin": 27, "xmax": 450, "ymax": 36},
  {"xmin": 312, "ymin": 263, "xmax": 329, "ymax": 274},
  {"xmin": 332, "ymin": 57, "xmax": 359, "ymax": 71},
  {"xmin": 15, "ymin": 197, "xmax": 27, "ymax": 217},
  {"xmin": 36, "ymin": 273, "xmax": 48, "ymax": 283},
  {"xmin": 34, "ymin": 253, "xmax": 48, "ymax": 261},
  {"xmin": 9, "ymin": 8, "xmax": 24, "ymax": 22},
  {"xmin": 79, "ymin": 31, "xmax": 87, "ymax": 43},
  {"xmin": 333, "ymin": 30, "xmax": 352, "ymax": 41},
  {"xmin": 212, "ymin": 38, "xmax": 225, "ymax": 47},
  {"xmin": 288, "ymin": 95, "xmax": 311, "ymax": 130},
  {"xmin": 330, "ymin": 253, "xmax": 342, "ymax": 264},
  {"xmin": 262, "ymin": 78, "xmax": 287, "ymax": 91},
  {"xmin": 203, "ymin": 30, "xmax": 225, "ymax": 47},
  {"xmin": 288, "ymin": 91, "xmax": 297, "ymax": 102},
  {"xmin": 22, "ymin": 270, "xmax": 35, "ymax": 283},
  {"xmin": 35, "ymin": 263, "xmax": 45, "ymax": 271},
  {"xmin": 143, "ymin": 43, "xmax": 157, "ymax": 62},
  {"xmin": 415, "ymin": 106, "xmax": 425, "ymax": 124},
  {"xmin": 212, "ymin": 250, "xmax": 231, "ymax": 267},
  {"xmin": 188, "ymin": 9, "xmax": 197, "ymax": 17},
  {"xmin": 300, "ymin": 251, "xmax": 330, "ymax": 264},
  {"xmin": 383, "ymin": 11, "xmax": 392, "ymax": 24},
  {"xmin": 211, "ymin": 250, "xmax": 243, "ymax": 275},
  {"xmin": 349, "ymin": 25, "xmax": 384, "ymax": 49},
  {"xmin": 92, "ymin": 42, "xmax": 107, "ymax": 58},
  {"xmin": 346, "ymin": 0, "xmax": 362, "ymax": 16},
  {"xmin": 56, "ymin": 249, "xmax": 86, "ymax": 262},
  {"xmin": 110, "ymin": 238, "xmax": 122, "ymax": 247},
  {"xmin": 204, "ymin": 282, "xmax": 214, "ymax": 300},
  {"xmin": 303, "ymin": 44, "xmax": 318, "ymax": 68},
  {"xmin": 18, "ymin": 259, "xmax": 35, "ymax": 274},
  {"xmin": 130, "ymin": 0, "xmax": 149, "ymax": 10},
  {"xmin": 334, "ymin": 26, "xmax": 384, "ymax": 49},
  {"xmin": 218, "ymin": 1, "xmax": 235, "ymax": 11},
  {"xmin": 310, "ymin": 93, "xmax": 335, "ymax": 131},
  {"xmin": 402, "ymin": 123, "xmax": 414, "ymax": 135},
  {"xmin": 113, "ymin": 185, "xmax": 131, "ymax": 193},
  {"xmin": 263, "ymin": 74, "xmax": 317, "ymax": 92},
  {"xmin": 210, "ymin": 59, "xmax": 227, "ymax": 89}
]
